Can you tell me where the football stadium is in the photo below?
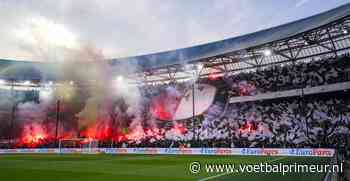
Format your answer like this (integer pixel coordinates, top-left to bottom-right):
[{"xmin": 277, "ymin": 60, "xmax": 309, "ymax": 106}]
[{"xmin": 0, "ymin": 1, "xmax": 350, "ymax": 181}]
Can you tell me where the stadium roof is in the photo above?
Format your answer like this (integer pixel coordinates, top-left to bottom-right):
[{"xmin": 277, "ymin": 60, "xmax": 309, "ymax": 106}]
[
  {"xmin": 110, "ymin": 3, "xmax": 350, "ymax": 70},
  {"xmin": 1, "ymin": 3, "xmax": 350, "ymax": 83}
]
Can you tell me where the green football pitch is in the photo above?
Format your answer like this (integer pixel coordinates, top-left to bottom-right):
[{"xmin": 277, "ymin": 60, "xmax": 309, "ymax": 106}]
[{"xmin": 0, "ymin": 154, "xmax": 330, "ymax": 181}]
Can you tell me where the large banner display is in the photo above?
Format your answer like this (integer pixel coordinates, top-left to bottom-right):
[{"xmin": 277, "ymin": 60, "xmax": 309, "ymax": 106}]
[{"xmin": 0, "ymin": 148, "xmax": 335, "ymax": 157}]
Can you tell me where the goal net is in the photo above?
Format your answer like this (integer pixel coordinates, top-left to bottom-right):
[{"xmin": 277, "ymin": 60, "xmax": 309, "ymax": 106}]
[{"xmin": 58, "ymin": 138, "xmax": 99, "ymax": 153}]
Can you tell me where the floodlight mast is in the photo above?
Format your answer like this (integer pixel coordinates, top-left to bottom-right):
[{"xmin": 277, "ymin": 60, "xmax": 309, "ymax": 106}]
[
  {"xmin": 9, "ymin": 80, "xmax": 16, "ymax": 147},
  {"xmin": 190, "ymin": 63, "xmax": 203, "ymax": 142},
  {"xmin": 55, "ymin": 99, "xmax": 60, "ymax": 147}
]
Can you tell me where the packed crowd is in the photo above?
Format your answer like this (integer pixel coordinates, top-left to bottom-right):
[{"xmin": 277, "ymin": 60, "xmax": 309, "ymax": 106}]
[
  {"xmin": 226, "ymin": 54, "xmax": 350, "ymax": 96},
  {"xmin": 1, "ymin": 55, "xmax": 350, "ymax": 156},
  {"xmin": 119, "ymin": 55, "xmax": 350, "ymax": 150},
  {"xmin": 120, "ymin": 92, "xmax": 349, "ymax": 151},
  {"xmin": 198, "ymin": 92, "xmax": 349, "ymax": 148}
]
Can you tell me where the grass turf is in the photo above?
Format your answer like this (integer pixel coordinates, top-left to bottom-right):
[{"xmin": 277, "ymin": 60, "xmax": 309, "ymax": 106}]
[{"xmin": 0, "ymin": 154, "xmax": 330, "ymax": 181}]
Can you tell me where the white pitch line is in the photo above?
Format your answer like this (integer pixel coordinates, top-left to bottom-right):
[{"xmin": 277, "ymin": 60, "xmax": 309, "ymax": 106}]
[{"xmin": 197, "ymin": 157, "xmax": 287, "ymax": 181}]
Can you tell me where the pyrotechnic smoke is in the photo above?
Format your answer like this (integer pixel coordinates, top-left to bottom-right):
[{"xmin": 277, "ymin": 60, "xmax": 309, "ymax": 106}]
[
  {"xmin": 3, "ymin": 32, "xmax": 152, "ymax": 143},
  {"xmin": 150, "ymin": 85, "xmax": 182, "ymax": 120},
  {"xmin": 1, "ymin": 15, "xmax": 221, "ymax": 145},
  {"xmin": 60, "ymin": 46, "xmax": 113, "ymax": 128},
  {"xmin": 15, "ymin": 91, "xmax": 54, "ymax": 146},
  {"xmin": 0, "ymin": 16, "xmax": 152, "ymax": 145},
  {"xmin": 57, "ymin": 45, "xmax": 149, "ymax": 140}
]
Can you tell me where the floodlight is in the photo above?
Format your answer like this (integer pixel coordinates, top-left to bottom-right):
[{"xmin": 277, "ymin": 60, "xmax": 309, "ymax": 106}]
[
  {"xmin": 263, "ymin": 49, "xmax": 272, "ymax": 56},
  {"xmin": 40, "ymin": 89, "xmax": 53, "ymax": 101},
  {"xmin": 23, "ymin": 80, "xmax": 31, "ymax": 85},
  {"xmin": 196, "ymin": 64, "xmax": 204, "ymax": 70},
  {"xmin": 116, "ymin": 75, "xmax": 124, "ymax": 82}
]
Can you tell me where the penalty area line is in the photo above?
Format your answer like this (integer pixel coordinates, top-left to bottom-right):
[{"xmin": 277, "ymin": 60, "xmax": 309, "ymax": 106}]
[{"xmin": 197, "ymin": 157, "xmax": 286, "ymax": 181}]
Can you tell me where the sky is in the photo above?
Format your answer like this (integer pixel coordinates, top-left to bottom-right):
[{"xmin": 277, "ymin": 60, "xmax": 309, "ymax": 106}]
[{"xmin": 0, "ymin": 0, "xmax": 349, "ymax": 62}]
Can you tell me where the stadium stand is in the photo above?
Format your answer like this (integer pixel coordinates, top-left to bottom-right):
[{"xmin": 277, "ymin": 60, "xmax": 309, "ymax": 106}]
[
  {"xmin": 103, "ymin": 55, "xmax": 350, "ymax": 164},
  {"xmin": 0, "ymin": 4, "xmax": 350, "ymax": 163},
  {"xmin": 225, "ymin": 54, "xmax": 350, "ymax": 96}
]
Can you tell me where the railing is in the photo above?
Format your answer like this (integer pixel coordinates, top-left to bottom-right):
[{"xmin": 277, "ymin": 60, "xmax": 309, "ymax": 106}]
[{"xmin": 230, "ymin": 81, "xmax": 350, "ymax": 104}]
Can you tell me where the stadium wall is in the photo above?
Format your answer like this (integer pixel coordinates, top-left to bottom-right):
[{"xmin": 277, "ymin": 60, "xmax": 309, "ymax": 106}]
[{"xmin": 0, "ymin": 148, "xmax": 335, "ymax": 157}]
